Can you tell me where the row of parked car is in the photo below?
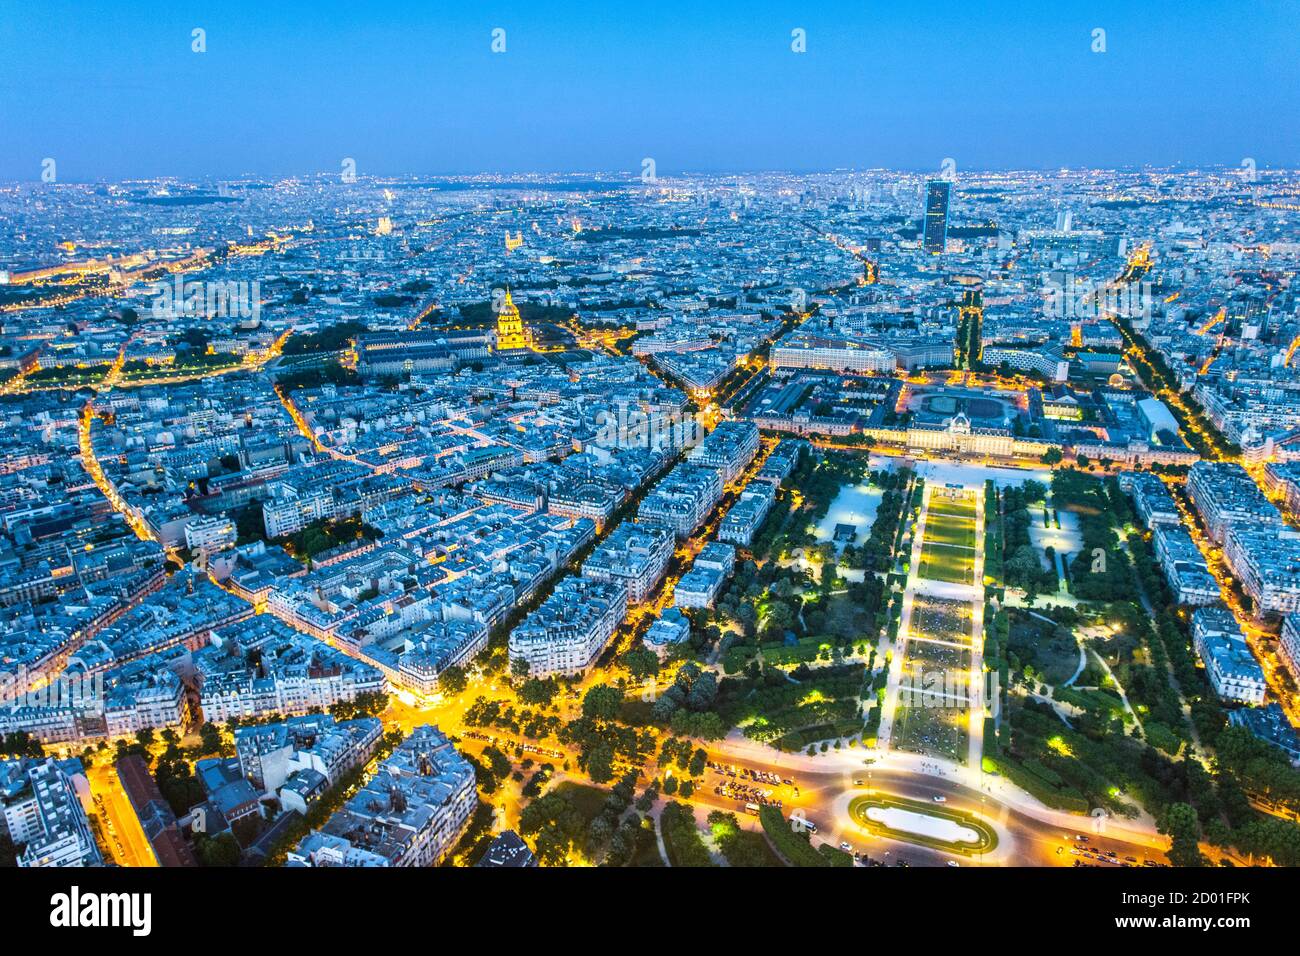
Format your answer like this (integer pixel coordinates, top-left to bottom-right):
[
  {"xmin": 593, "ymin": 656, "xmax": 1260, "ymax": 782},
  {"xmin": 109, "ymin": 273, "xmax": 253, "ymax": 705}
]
[
  {"xmin": 716, "ymin": 783, "xmax": 782, "ymax": 808},
  {"xmin": 462, "ymin": 729, "xmax": 564, "ymax": 762},
  {"xmin": 708, "ymin": 760, "xmax": 793, "ymax": 788}
]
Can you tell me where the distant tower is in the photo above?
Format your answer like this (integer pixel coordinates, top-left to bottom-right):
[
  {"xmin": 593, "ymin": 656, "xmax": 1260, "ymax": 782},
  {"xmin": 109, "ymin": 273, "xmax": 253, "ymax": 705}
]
[
  {"xmin": 922, "ymin": 180, "xmax": 951, "ymax": 255},
  {"xmin": 495, "ymin": 288, "xmax": 529, "ymax": 351}
]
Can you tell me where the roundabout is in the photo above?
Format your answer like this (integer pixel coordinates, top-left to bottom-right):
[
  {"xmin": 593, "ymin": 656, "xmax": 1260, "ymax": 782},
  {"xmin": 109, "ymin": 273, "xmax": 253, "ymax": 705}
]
[{"xmin": 848, "ymin": 794, "xmax": 999, "ymax": 857}]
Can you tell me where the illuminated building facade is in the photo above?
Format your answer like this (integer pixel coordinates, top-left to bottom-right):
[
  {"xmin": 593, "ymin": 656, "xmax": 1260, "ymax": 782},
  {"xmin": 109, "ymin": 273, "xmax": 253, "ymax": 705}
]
[{"xmin": 495, "ymin": 288, "xmax": 529, "ymax": 351}]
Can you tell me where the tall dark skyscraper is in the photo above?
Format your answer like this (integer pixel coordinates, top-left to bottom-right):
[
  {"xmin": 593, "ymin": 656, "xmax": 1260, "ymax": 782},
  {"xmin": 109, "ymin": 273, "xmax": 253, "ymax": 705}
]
[{"xmin": 922, "ymin": 180, "xmax": 951, "ymax": 255}]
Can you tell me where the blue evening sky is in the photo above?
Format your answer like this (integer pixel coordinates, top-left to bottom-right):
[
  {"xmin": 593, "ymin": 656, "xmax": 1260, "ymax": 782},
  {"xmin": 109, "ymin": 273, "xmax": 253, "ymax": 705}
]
[{"xmin": 0, "ymin": 0, "xmax": 1296, "ymax": 180}]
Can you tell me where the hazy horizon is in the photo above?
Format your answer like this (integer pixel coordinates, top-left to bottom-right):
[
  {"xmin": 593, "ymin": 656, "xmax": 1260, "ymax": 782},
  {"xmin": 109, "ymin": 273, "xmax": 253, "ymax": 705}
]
[{"xmin": 7, "ymin": 160, "xmax": 1299, "ymax": 187}]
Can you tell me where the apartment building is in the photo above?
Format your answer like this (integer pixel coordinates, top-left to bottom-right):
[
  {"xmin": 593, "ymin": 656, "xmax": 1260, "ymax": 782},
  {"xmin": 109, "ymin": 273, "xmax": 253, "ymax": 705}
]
[
  {"xmin": 1191, "ymin": 605, "xmax": 1267, "ymax": 705},
  {"xmin": 289, "ymin": 725, "xmax": 475, "ymax": 867},
  {"xmin": 637, "ymin": 463, "xmax": 723, "ymax": 538},
  {"xmin": 235, "ymin": 714, "xmax": 383, "ymax": 795},
  {"xmin": 8, "ymin": 758, "xmax": 102, "ymax": 868},
  {"xmin": 1118, "ymin": 471, "xmax": 1181, "ymax": 530},
  {"xmin": 1279, "ymin": 613, "xmax": 1300, "ymax": 683},
  {"xmin": 184, "ymin": 514, "xmax": 237, "ymax": 553},
  {"xmin": 718, "ymin": 482, "xmax": 776, "ymax": 546},
  {"xmin": 1151, "ymin": 525, "xmax": 1221, "ymax": 606},
  {"xmin": 1185, "ymin": 461, "xmax": 1279, "ymax": 544},
  {"xmin": 581, "ymin": 521, "xmax": 673, "ymax": 603},
  {"xmin": 1221, "ymin": 523, "xmax": 1300, "ymax": 617},
  {"xmin": 674, "ymin": 542, "xmax": 736, "ymax": 609},
  {"xmin": 508, "ymin": 577, "xmax": 628, "ymax": 677},
  {"xmin": 688, "ymin": 420, "xmax": 760, "ymax": 484}
]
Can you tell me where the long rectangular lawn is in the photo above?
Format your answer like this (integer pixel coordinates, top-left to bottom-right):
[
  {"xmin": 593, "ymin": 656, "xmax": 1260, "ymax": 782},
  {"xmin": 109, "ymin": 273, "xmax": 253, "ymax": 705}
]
[
  {"xmin": 918, "ymin": 542, "xmax": 975, "ymax": 584},
  {"xmin": 923, "ymin": 513, "xmax": 977, "ymax": 549}
]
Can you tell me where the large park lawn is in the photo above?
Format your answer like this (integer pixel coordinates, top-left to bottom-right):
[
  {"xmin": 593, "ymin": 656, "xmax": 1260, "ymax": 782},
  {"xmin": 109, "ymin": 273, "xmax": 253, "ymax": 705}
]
[
  {"xmin": 918, "ymin": 542, "xmax": 976, "ymax": 585},
  {"xmin": 918, "ymin": 493, "xmax": 978, "ymax": 585},
  {"xmin": 922, "ymin": 511, "xmax": 977, "ymax": 549}
]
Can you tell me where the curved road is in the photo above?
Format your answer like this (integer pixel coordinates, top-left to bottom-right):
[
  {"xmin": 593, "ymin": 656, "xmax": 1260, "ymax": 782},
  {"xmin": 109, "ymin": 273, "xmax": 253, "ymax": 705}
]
[{"xmin": 704, "ymin": 739, "xmax": 1171, "ymax": 868}]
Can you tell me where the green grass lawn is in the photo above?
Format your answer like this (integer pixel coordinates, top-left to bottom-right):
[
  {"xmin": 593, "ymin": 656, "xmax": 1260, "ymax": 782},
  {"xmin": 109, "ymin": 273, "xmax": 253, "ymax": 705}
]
[
  {"xmin": 918, "ymin": 494, "xmax": 978, "ymax": 585},
  {"xmin": 550, "ymin": 781, "xmax": 611, "ymax": 825},
  {"xmin": 922, "ymin": 512, "xmax": 977, "ymax": 549},
  {"xmin": 918, "ymin": 542, "xmax": 976, "ymax": 584},
  {"xmin": 927, "ymin": 495, "xmax": 978, "ymax": 519}
]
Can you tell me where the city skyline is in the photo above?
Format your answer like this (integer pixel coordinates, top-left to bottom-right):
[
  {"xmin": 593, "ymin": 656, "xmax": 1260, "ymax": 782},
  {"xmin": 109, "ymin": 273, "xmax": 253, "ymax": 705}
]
[{"xmin": 2, "ymin": 4, "xmax": 1299, "ymax": 924}]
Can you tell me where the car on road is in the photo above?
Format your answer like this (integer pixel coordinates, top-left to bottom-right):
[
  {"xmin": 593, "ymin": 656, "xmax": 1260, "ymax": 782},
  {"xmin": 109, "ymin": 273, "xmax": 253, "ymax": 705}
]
[
  {"xmin": 840, "ymin": 841, "xmax": 852, "ymax": 852},
  {"xmin": 932, "ymin": 795, "xmax": 946, "ymax": 803},
  {"xmin": 947, "ymin": 860, "xmax": 960, "ymax": 867}
]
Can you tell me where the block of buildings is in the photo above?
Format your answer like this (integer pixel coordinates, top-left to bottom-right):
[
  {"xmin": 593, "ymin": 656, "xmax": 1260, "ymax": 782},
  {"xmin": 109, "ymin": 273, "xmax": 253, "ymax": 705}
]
[
  {"xmin": 288, "ymin": 724, "xmax": 475, "ymax": 867},
  {"xmin": 1190, "ymin": 605, "xmax": 1267, "ymax": 705},
  {"xmin": 674, "ymin": 541, "xmax": 736, "ymax": 608},
  {"xmin": 1151, "ymin": 525, "xmax": 1220, "ymax": 606},
  {"xmin": 508, "ymin": 577, "xmax": 628, "ymax": 677},
  {"xmin": 581, "ymin": 521, "xmax": 673, "ymax": 604},
  {"xmin": 5, "ymin": 757, "xmax": 102, "ymax": 868}
]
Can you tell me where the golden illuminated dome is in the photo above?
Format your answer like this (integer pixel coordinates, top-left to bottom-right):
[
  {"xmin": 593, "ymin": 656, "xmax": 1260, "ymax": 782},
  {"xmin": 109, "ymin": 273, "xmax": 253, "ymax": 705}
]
[{"xmin": 495, "ymin": 288, "xmax": 529, "ymax": 351}]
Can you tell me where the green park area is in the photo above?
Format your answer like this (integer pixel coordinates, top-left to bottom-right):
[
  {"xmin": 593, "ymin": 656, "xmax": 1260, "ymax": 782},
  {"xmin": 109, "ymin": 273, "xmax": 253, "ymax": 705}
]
[
  {"xmin": 726, "ymin": 662, "xmax": 867, "ymax": 752},
  {"xmin": 1004, "ymin": 608, "xmax": 1082, "ymax": 687},
  {"xmin": 119, "ymin": 352, "xmax": 243, "ymax": 381},
  {"xmin": 759, "ymin": 806, "xmax": 852, "ymax": 867},
  {"xmin": 271, "ymin": 514, "xmax": 383, "ymax": 564},
  {"xmin": 25, "ymin": 363, "xmax": 110, "ymax": 388},
  {"xmin": 918, "ymin": 491, "xmax": 979, "ymax": 585},
  {"xmin": 918, "ymin": 544, "xmax": 975, "ymax": 585}
]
